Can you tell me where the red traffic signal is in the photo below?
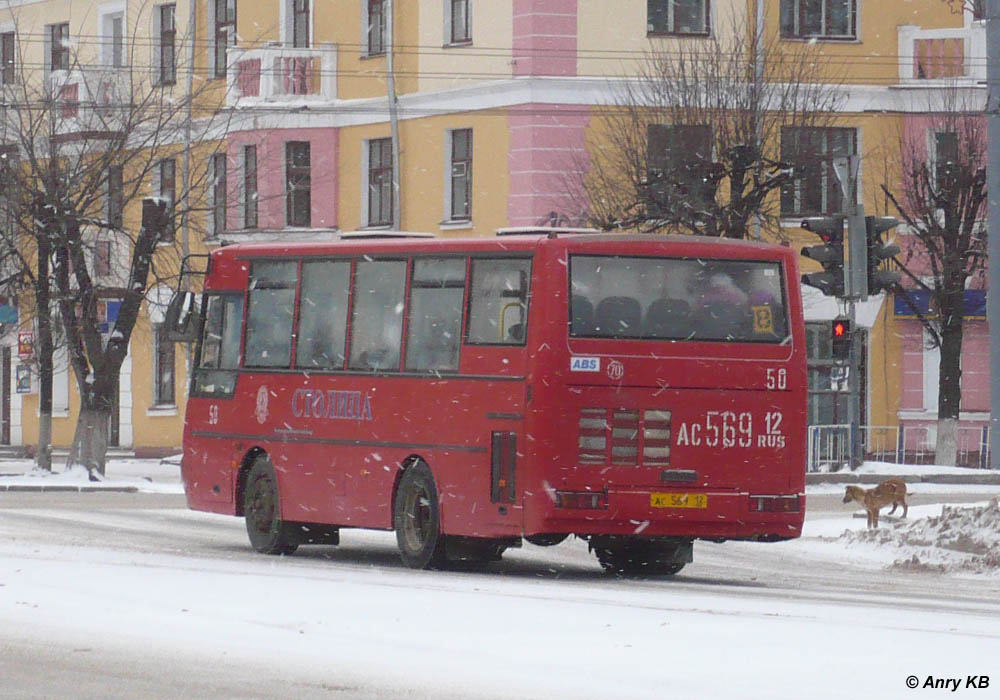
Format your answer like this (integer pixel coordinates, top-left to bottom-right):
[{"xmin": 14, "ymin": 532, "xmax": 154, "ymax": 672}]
[{"xmin": 831, "ymin": 317, "xmax": 851, "ymax": 360}]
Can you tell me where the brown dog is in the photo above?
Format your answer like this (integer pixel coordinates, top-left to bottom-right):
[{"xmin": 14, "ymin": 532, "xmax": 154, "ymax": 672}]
[{"xmin": 842, "ymin": 478, "xmax": 908, "ymax": 529}]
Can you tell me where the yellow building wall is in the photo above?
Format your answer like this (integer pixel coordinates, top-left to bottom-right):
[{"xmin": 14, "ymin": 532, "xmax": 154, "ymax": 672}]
[
  {"xmin": 416, "ymin": 0, "xmax": 513, "ymax": 93},
  {"xmin": 578, "ymin": 0, "xmax": 749, "ymax": 77},
  {"xmin": 337, "ymin": 111, "xmax": 510, "ymax": 235},
  {"xmin": 762, "ymin": 0, "xmax": 963, "ymax": 86}
]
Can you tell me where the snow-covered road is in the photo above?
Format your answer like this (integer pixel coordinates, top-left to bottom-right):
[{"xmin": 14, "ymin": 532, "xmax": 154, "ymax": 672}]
[{"xmin": 1, "ymin": 489, "xmax": 999, "ymax": 699}]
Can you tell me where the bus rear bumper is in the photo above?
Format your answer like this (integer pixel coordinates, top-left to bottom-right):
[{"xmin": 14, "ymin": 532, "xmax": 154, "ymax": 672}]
[{"xmin": 527, "ymin": 489, "xmax": 805, "ymax": 541}]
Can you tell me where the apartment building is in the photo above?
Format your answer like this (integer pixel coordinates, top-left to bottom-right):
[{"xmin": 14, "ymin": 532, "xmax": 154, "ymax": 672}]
[{"xmin": 0, "ymin": 0, "xmax": 988, "ymax": 463}]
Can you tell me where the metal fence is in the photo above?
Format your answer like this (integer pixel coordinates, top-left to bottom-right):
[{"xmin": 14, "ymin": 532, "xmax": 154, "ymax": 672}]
[{"xmin": 806, "ymin": 424, "xmax": 992, "ymax": 472}]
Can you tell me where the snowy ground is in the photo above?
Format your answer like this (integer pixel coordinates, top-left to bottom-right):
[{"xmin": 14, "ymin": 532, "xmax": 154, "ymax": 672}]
[{"xmin": 2, "ymin": 458, "xmax": 1000, "ymax": 698}]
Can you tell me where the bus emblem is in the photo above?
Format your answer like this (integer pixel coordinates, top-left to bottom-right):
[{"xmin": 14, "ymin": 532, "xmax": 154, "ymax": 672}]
[
  {"xmin": 607, "ymin": 360, "xmax": 625, "ymax": 381},
  {"xmin": 255, "ymin": 385, "xmax": 269, "ymax": 424}
]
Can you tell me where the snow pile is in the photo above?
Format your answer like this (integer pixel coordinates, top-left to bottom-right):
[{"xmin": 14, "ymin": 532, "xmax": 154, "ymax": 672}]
[{"xmin": 841, "ymin": 499, "xmax": 1000, "ymax": 575}]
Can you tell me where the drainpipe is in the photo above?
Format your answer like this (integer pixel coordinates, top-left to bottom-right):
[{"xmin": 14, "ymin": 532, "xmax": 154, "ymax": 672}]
[
  {"xmin": 386, "ymin": 0, "xmax": 401, "ymax": 230},
  {"xmin": 180, "ymin": 0, "xmax": 195, "ymax": 272}
]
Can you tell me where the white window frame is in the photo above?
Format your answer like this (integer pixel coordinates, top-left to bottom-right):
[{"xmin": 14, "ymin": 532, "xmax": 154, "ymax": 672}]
[
  {"xmin": 240, "ymin": 144, "xmax": 258, "ymax": 230},
  {"xmin": 152, "ymin": 322, "xmax": 176, "ymax": 407},
  {"xmin": 98, "ymin": 3, "xmax": 126, "ymax": 68},
  {"xmin": 281, "ymin": 0, "xmax": 313, "ymax": 47},
  {"xmin": 209, "ymin": 0, "xmax": 236, "ymax": 77},
  {"xmin": 780, "ymin": 0, "xmax": 857, "ymax": 40},
  {"xmin": 647, "ymin": 0, "xmax": 711, "ymax": 36},
  {"xmin": 0, "ymin": 22, "xmax": 17, "ymax": 87},
  {"xmin": 209, "ymin": 151, "xmax": 227, "ymax": 237},
  {"xmin": 444, "ymin": 0, "xmax": 472, "ymax": 46},
  {"xmin": 45, "ymin": 22, "xmax": 71, "ymax": 77},
  {"xmin": 361, "ymin": 137, "xmax": 392, "ymax": 228},
  {"xmin": 442, "ymin": 128, "xmax": 472, "ymax": 226},
  {"xmin": 362, "ymin": 0, "xmax": 387, "ymax": 57}
]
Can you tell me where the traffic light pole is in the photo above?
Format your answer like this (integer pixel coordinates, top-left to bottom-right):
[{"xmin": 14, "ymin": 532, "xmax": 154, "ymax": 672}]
[
  {"xmin": 846, "ymin": 210, "xmax": 863, "ymax": 470},
  {"xmin": 988, "ymin": 0, "xmax": 1000, "ymax": 470}
]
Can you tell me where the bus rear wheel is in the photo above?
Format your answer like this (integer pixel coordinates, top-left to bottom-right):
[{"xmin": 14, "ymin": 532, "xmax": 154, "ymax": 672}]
[
  {"xmin": 590, "ymin": 536, "xmax": 691, "ymax": 576},
  {"xmin": 394, "ymin": 462, "xmax": 447, "ymax": 569},
  {"xmin": 244, "ymin": 456, "xmax": 299, "ymax": 556}
]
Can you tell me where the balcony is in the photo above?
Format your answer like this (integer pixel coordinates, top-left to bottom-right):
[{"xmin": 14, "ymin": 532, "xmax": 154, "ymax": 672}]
[
  {"xmin": 46, "ymin": 67, "xmax": 130, "ymax": 140},
  {"xmin": 227, "ymin": 44, "xmax": 337, "ymax": 107},
  {"xmin": 897, "ymin": 23, "xmax": 985, "ymax": 86}
]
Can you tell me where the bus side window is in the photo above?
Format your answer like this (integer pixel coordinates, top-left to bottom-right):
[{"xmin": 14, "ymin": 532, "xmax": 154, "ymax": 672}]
[
  {"xmin": 405, "ymin": 258, "xmax": 466, "ymax": 372},
  {"xmin": 348, "ymin": 260, "xmax": 407, "ymax": 371},
  {"xmin": 245, "ymin": 261, "xmax": 298, "ymax": 368},
  {"xmin": 466, "ymin": 258, "xmax": 531, "ymax": 345},
  {"xmin": 193, "ymin": 294, "xmax": 243, "ymax": 396},
  {"xmin": 296, "ymin": 261, "xmax": 350, "ymax": 369}
]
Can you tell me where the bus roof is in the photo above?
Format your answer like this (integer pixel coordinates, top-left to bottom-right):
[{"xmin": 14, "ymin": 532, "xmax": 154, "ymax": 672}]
[{"xmin": 212, "ymin": 232, "xmax": 793, "ymax": 262}]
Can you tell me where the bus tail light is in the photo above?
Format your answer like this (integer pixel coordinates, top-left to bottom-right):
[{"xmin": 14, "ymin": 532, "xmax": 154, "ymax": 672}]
[
  {"xmin": 555, "ymin": 490, "xmax": 609, "ymax": 510},
  {"xmin": 748, "ymin": 495, "xmax": 800, "ymax": 513},
  {"xmin": 491, "ymin": 432, "xmax": 517, "ymax": 504}
]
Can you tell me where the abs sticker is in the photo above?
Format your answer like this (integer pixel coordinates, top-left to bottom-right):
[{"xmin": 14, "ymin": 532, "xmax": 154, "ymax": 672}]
[{"xmin": 570, "ymin": 357, "xmax": 600, "ymax": 372}]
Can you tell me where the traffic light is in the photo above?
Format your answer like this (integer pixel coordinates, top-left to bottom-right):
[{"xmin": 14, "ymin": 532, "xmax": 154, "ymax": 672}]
[
  {"xmin": 800, "ymin": 216, "xmax": 845, "ymax": 297},
  {"xmin": 865, "ymin": 216, "xmax": 901, "ymax": 296},
  {"xmin": 831, "ymin": 316, "xmax": 851, "ymax": 361}
]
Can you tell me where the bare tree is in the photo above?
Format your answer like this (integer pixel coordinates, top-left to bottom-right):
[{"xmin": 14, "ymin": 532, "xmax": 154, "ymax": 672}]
[
  {"xmin": 575, "ymin": 11, "xmax": 844, "ymax": 238},
  {"xmin": 0, "ymin": 20, "xmax": 228, "ymax": 477},
  {"xmin": 881, "ymin": 108, "xmax": 987, "ymax": 466}
]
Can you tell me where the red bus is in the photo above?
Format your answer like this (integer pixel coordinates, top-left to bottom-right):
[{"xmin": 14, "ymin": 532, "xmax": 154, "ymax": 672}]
[{"xmin": 175, "ymin": 231, "xmax": 806, "ymax": 575}]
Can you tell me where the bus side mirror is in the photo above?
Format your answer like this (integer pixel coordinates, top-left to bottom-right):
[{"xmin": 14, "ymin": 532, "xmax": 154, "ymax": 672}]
[{"xmin": 164, "ymin": 291, "xmax": 200, "ymax": 342}]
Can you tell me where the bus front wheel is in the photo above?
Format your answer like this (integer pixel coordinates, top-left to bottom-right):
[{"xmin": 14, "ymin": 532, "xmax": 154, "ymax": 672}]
[
  {"xmin": 243, "ymin": 456, "xmax": 299, "ymax": 556},
  {"xmin": 394, "ymin": 462, "xmax": 447, "ymax": 569}
]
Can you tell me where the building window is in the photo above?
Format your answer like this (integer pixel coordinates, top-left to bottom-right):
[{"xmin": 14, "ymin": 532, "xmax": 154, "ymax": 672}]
[
  {"xmin": 107, "ymin": 165, "xmax": 123, "ymax": 229},
  {"xmin": 94, "ymin": 240, "xmax": 112, "ymax": 277},
  {"xmin": 647, "ymin": 0, "xmax": 710, "ymax": 36},
  {"xmin": 214, "ymin": 0, "xmax": 236, "ymax": 78},
  {"xmin": 973, "ymin": 0, "xmax": 985, "ymax": 21},
  {"xmin": 243, "ymin": 144, "xmax": 258, "ymax": 229},
  {"xmin": 50, "ymin": 23, "xmax": 70, "ymax": 72},
  {"xmin": 448, "ymin": 129, "xmax": 472, "ymax": 221},
  {"xmin": 368, "ymin": 137, "xmax": 393, "ymax": 227},
  {"xmin": 448, "ymin": 0, "xmax": 471, "ymax": 44},
  {"xmin": 780, "ymin": 127, "xmax": 856, "ymax": 217},
  {"xmin": 158, "ymin": 5, "xmax": 176, "ymax": 85},
  {"xmin": 292, "ymin": 0, "xmax": 309, "ymax": 48},
  {"xmin": 102, "ymin": 11, "xmax": 125, "ymax": 67},
  {"xmin": 646, "ymin": 124, "xmax": 714, "ymax": 216},
  {"xmin": 1, "ymin": 32, "xmax": 15, "ymax": 84},
  {"xmin": 153, "ymin": 323, "xmax": 176, "ymax": 405},
  {"xmin": 367, "ymin": 0, "xmax": 387, "ymax": 56},
  {"xmin": 780, "ymin": 0, "xmax": 856, "ymax": 40},
  {"xmin": 212, "ymin": 152, "xmax": 227, "ymax": 236},
  {"xmin": 158, "ymin": 158, "xmax": 176, "ymax": 242},
  {"xmin": 285, "ymin": 141, "xmax": 311, "ymax": 227},
  {"xmin": 932, "ymin": 131, "xmax": 959, "ymax": 195}
]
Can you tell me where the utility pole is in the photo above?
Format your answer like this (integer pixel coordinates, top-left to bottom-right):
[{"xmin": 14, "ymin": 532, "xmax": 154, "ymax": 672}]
[
  {"xmin": 386, "ymin": 0, "xmax": 402, "ymax": 230},
  {"xmin": 988, "ymin": 0, "xmax": 1000, "ymax": 469}
]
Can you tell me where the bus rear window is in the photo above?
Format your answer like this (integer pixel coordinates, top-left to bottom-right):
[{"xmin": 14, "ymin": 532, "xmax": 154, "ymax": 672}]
[{"xmin": 569, "ymin": 255, "xmax": 788, "ymax": 343}]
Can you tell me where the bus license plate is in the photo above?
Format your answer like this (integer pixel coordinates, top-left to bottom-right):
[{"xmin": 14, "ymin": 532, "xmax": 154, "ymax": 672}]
[{"xmin": 650, "ymin": 492, "xmax": 707, "ymax": 509}]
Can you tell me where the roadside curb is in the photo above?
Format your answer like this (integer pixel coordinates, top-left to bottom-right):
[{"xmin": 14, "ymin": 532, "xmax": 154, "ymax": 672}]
[
  {"xmin": 806, "ymin": 473, "xmax": 1000, "ymax": 486},
  {"xmin": 0, "ymin": 484, "xmax": 140, "ymax": 493}
]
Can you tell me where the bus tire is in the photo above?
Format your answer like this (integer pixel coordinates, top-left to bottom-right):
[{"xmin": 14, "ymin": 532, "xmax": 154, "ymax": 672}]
[
  {"xmin": 394, "ymin": 462, "xmax": 446, "ymax": 569},
  {"xmin": 591, "ymin": 536, "xmax": 689, "ymax": 577},
  {"xmin": 243, "ymin": 456, "xmax": 299, "ymax": 556}
]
